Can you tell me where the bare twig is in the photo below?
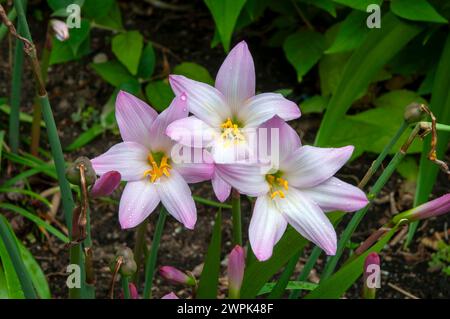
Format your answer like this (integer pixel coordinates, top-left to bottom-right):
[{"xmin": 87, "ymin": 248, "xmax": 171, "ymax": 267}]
[{"xmin": 387, "ymin": 282, "xmax": 420, "ymax": 299}]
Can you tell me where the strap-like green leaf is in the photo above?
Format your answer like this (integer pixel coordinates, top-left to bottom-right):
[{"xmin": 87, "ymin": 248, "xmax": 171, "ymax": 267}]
[{"xmin": 197, "ymin": 210, "xmax": 222, "ymax": 298}]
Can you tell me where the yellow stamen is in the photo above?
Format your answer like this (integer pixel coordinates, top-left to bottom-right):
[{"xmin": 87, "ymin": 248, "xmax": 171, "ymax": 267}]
[
  {"xmin": 220, "ymin": 117, "xmax": 245, "ymax": 146},
  {"xmin": 143, "ymin": 153, "xmax": 172, "ymax": 182},
  {"xmin": 266, "ymin": 174, "xmax": 289, "ymax": 199}
]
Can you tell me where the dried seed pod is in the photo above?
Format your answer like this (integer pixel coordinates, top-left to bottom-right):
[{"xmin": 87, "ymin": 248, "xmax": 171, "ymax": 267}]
[
  {"xmin": 65, "ymin": 156, "xmax": 97, "ymax": 186},
  {"xmin": 403, "ymin": 102, "xmax": 425, "ymax": 124}
]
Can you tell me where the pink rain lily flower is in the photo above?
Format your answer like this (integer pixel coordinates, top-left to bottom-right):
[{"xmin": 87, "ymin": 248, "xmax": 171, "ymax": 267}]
[
  {"xmin": 91, "ymin": 91, "xmax": 214, "ymax": 229},
  {"xmin": 167, "ymin": 41, "xmax": 300, "ymax": 202},
  {"xmin": 393, "ymin": 193, "xmax": 450, "ymax": 223},
  {"xmin": 218, "ymin": 117, "xmax": 369, "ymax": 261}
]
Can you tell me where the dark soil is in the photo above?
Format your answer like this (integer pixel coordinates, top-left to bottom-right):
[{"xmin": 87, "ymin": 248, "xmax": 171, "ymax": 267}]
[{"xmin": 0, "ymin": 0, "xmax": 449, "ymax": 299}]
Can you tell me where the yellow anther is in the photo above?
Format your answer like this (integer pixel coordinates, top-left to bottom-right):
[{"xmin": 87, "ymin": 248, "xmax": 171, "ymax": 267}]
[
  {"xmin": 220, "ymin": 118, "xmax": 245, "ymax": 146},
  {"xmin": 143, "ymin": 153, "xmax": 172, "ymax": 182},
  {"xmin": 267, "ymin": 173, "xmax": 288, "ymax": 200}
]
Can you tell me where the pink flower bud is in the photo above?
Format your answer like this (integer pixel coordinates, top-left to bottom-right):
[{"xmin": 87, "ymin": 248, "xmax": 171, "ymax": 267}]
[
  {"xmin": 129, "ymin": 283, "xmax": 139, "ymax": 299},
  {"xmin": 90, "ymin": 171, "xmax": 121, "ymax": 198},
  {"xmin": 161, "ymin": 292, "xmax": 179, "ymax": 299},
  {"xmin": 159, "ymin": 266, "xmax": 196, "ymax": 286},
  {"xmin": 393, "ymin": 193, "xmax": 450, "ymax": 223},
  {"xmin": 363, "ymin": 252, "xmax": 381, "ymax": 299},
  {"xmin": 227, "ymin": 245, "xmax": 245, "ymax": 299},
  {"xmin": 50, "ymin": 19, "xmax": 69, "ymax": 42}
]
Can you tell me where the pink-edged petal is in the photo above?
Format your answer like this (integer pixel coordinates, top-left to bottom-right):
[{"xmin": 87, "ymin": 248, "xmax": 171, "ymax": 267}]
[
  {"xmin": 240, "ymin": 93, "xmax": 301, "ymax": 128},
  {"xmin": 275, "ymin": 188, "xmax": 337, "ymax": 255},
  {"xmin": 166, "ymin": 116, "xmax": 216, "ymax": 148},
  {"xmin": 215, "ymin": 41, "xmax": 255, "ymax": 114},
  {"xmin": 283, "ymin": 145, "xmax": 354, "ymax": 188},
  {"xmin": 161, "ymin": 292, "xmax": 179, "ymax": 299},
  {"xmin": 172, "ymin": 149, "xmax": 214, "ymax": 183},
  {"xmin": 119, "ymin": 180, "xmax": 160, "ymax": 229},
  {"xmin": 301, "ymin": 177, "xmax": 368, "ymax": 212},
  {"xmin": 210, "ymin": 137, "xmax": 252, "ymax": 164},
  {"xmin": 155, "ymin": 170, "xmax": 197, "ymax": 229},
  {"xmin": 258, "ymin": 115, "xmax": 301, "ymax": 163},
  {"xmin": 215, "ymin": 163, "xmax": 269, "ymax": 197},
  {"xmin": 169, "ymin": 75, "xmax": 231, "ymax": 127},
  {"xmin": 149, "ymin": 93, "xmax": 188, "ymax": 153},
  {"xmin": 115, "ymin": 91, "xmax": 158, "ymax": 149},
  {"xmin": 91, "ymin": 142, "xmax": 149, "ymax": 181},
  {"xmin": 211, "ymin": 170, "xmax": 231, "ymax": 202},
  {"xmin": 249, "ymin": 195, "xmax": 287, "ymax": 261}
]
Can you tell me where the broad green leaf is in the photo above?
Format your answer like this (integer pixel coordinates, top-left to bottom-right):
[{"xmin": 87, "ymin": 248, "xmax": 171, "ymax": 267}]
[
  {"xmin": 47, "ymin": 0, "xmax": 84, "ymax": 11},
  {"xmin": 391, "ymin": 0, "xmax": 447, "ymax": 23},
  {"xmin": 173, "ymin": 62, "xmax": 214, "ymax": 85},
  {"xmin": 16, "ymin": 241, "xmax": 51, "ymax": 299},
  {"xmin": 197, "ymin": 211, "xmax": 222, "ymax": 299},
  {"xmin": 300, "ymin": 95, "xmax": 328, "ymax": 114},
  {"xmin": 112, "ymin": 31, "xmax": 144, "ymax": 75},
  {"xmin": 245, "ymin": 0, "xmax": 270, "ymax": 20},
  {"xmin": 66, "ymin": 19, "xmax": 90, "ymax": 56},
  {"xmin": 145, "ymin": 80, "xmax": 175, "ymax": 112},
  {"xmin": 329, "ymin": 90, "xmax": 426, "ymax": 157},
  {"xmin": 137, "ymin": 43, "xmax": 156, "ymax": 80},
  {"xmin": 283, "ymin": 30, "xmax": 326, "ymax": 82},
  {"xmin": 92, "ymin": 0, "xmax": 124, "ymax": 31},
  {"xmin": 319, "ymin": 24, "xmax": 351, "ymax": 96},
  {"xmin": 396, "ymin": 156, "xmax": 418, "ymax": 181},
  {"xmin": 0, "ymin": 203, "xmax": 69, "ymax": 243},
  {"xmin": 91, "ymin": 60, "xmax": 138, "ymax": 87},
  {"xmin": 49, "ymin": 34, "xmax": 90, "ymax": 65},
  {"xmin": 50, "ymin": 0, "xmax": 85, "ymax": 17},
  {"xmin": 83, "ymin": 0, "xmax": 114, "ymax": 18},
  {"xmin": 300, "ymin": 0, "xmax": 336, "ymax": 17},
  {"xmin": 204, "ymin": 0, "xmax": 247, "ymax": 52},
  {"xmin": 240, "ymin": 212, "xmax": 344, "ymax": 298},
  {"xmin": 332, "ymin": 0, "xmax": 382, "ymax": 11},
  {"xmin": 258, "ymin": 281, "xmax": 318, "ymax": 295},
  {"xmin": 326, "ymin": 11, "xmax": 369, "ymax": 54},
  {"xmin": 315, "ymin": 13, "xmax": 422, "ymax": 146},
  {"xmin": 0, "ymin": 227, "xmax": 24, "ymax": 298},
  {"xmin": 304, "ymin": 226, "xmax": 399, "ymax": 298},
  {"xmin": 65, "ymin": 124, "xmax": 104, "ymax": 151}
]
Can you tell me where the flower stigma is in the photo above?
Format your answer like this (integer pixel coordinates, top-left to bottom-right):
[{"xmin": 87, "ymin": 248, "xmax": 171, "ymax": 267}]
[{"xmin": 143, "ymin": 152, "xmax": 172, "ymax": 182}]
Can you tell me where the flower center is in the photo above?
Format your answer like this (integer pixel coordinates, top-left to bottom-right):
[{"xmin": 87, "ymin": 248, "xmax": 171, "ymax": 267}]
[
  {"xmin": 266, "ymin": 172, "xmax": 289, "ymax": 199},
  {"xmin": 143, "ymin": 152, "xmax": 172, "ymax": 183},
  {"xmin": 220, "ymin": 117, "xmax": 245, "ymax": 147}
]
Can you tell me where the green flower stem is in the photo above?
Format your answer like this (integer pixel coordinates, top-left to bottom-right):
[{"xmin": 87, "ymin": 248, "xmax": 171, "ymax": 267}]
[
  {"xmin": 284, "ymin": 121, "xmax": 408, "ymax": 297},
  {"xmin": 121, "ymin": 276, "xmax": 130, "ymax": 299},
  {"xmin": 132, "ymin": 218, "xmax": 149, "ymax": 284},
  {"xmin": 8, "ymin": 1, "xmax": 27, "ymax": 153},
  {"xmin": 30, "ymin": 31, "xmax": 51, "ymax": 156},
  {"xmin": 193, "ymin": 195, "xmax": 232, "ymax": 209},
  {"xmin": 143, "ymin": 207, "xmax": 167, "ymax": 299},
  {"xmin": 268, "ymin": 250, "xmax": 302, "ymax": 299},
  {"xmin": 231, "ymin": 189, "xmax": 242, "ymax": 246},
  {"xmin": 320, "ymin": 124, "xmax": 421, "ymax": 281},
  {"xmin": 288, "ymin": 246, "xmax": 322, "ymax": 299},
  {"xmin": 68, "ymin": 245, "xmax": 82, "ymax": 299},
  {"xmin": 0, "ymin": 215, "xmax": 37, "ymax": 299},
  {"xmin": 0, "ymin": 7, "xmax": 16, "ymax": 42}
]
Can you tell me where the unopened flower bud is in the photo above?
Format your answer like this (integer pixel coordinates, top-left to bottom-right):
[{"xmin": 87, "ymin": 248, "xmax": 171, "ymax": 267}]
[
  {"xmin": 50, "ymin": 19, "xmax": 69, "ymax": 41},
  {"xmin": 404, "ymin": 102, "xmax": 425, "ymax": 124},
  {"xmin": 393, "ymin": 193, "xmax": 450, "ymax": 223},
  {"xmin": 161, "ymin": 292, "xmax": 179, "ymax": 299},
  {"xmin": 363, "ymin": 252, "xmax": 381, "ymax": 299},
  {"xmin": 227, "ymin": 245, "xmax": 245, "ymax": 299},
  {"xmin": 90, "ymin": 171, "xmax": 121, "ymax": 198},
  {"xmin": 128, "ymin": 282, "xmax": 139, "ymax": 299},
  {"xmin": 111, "ymin": 247, "xmax": 137, "ymax": 277},
  {"xmin": 159, "ymin": 266, "xmax": 196, "ymax": 286},
  {"xmin": 66, "ymin": 157, "xmax": 97, "ymax": 186}
]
